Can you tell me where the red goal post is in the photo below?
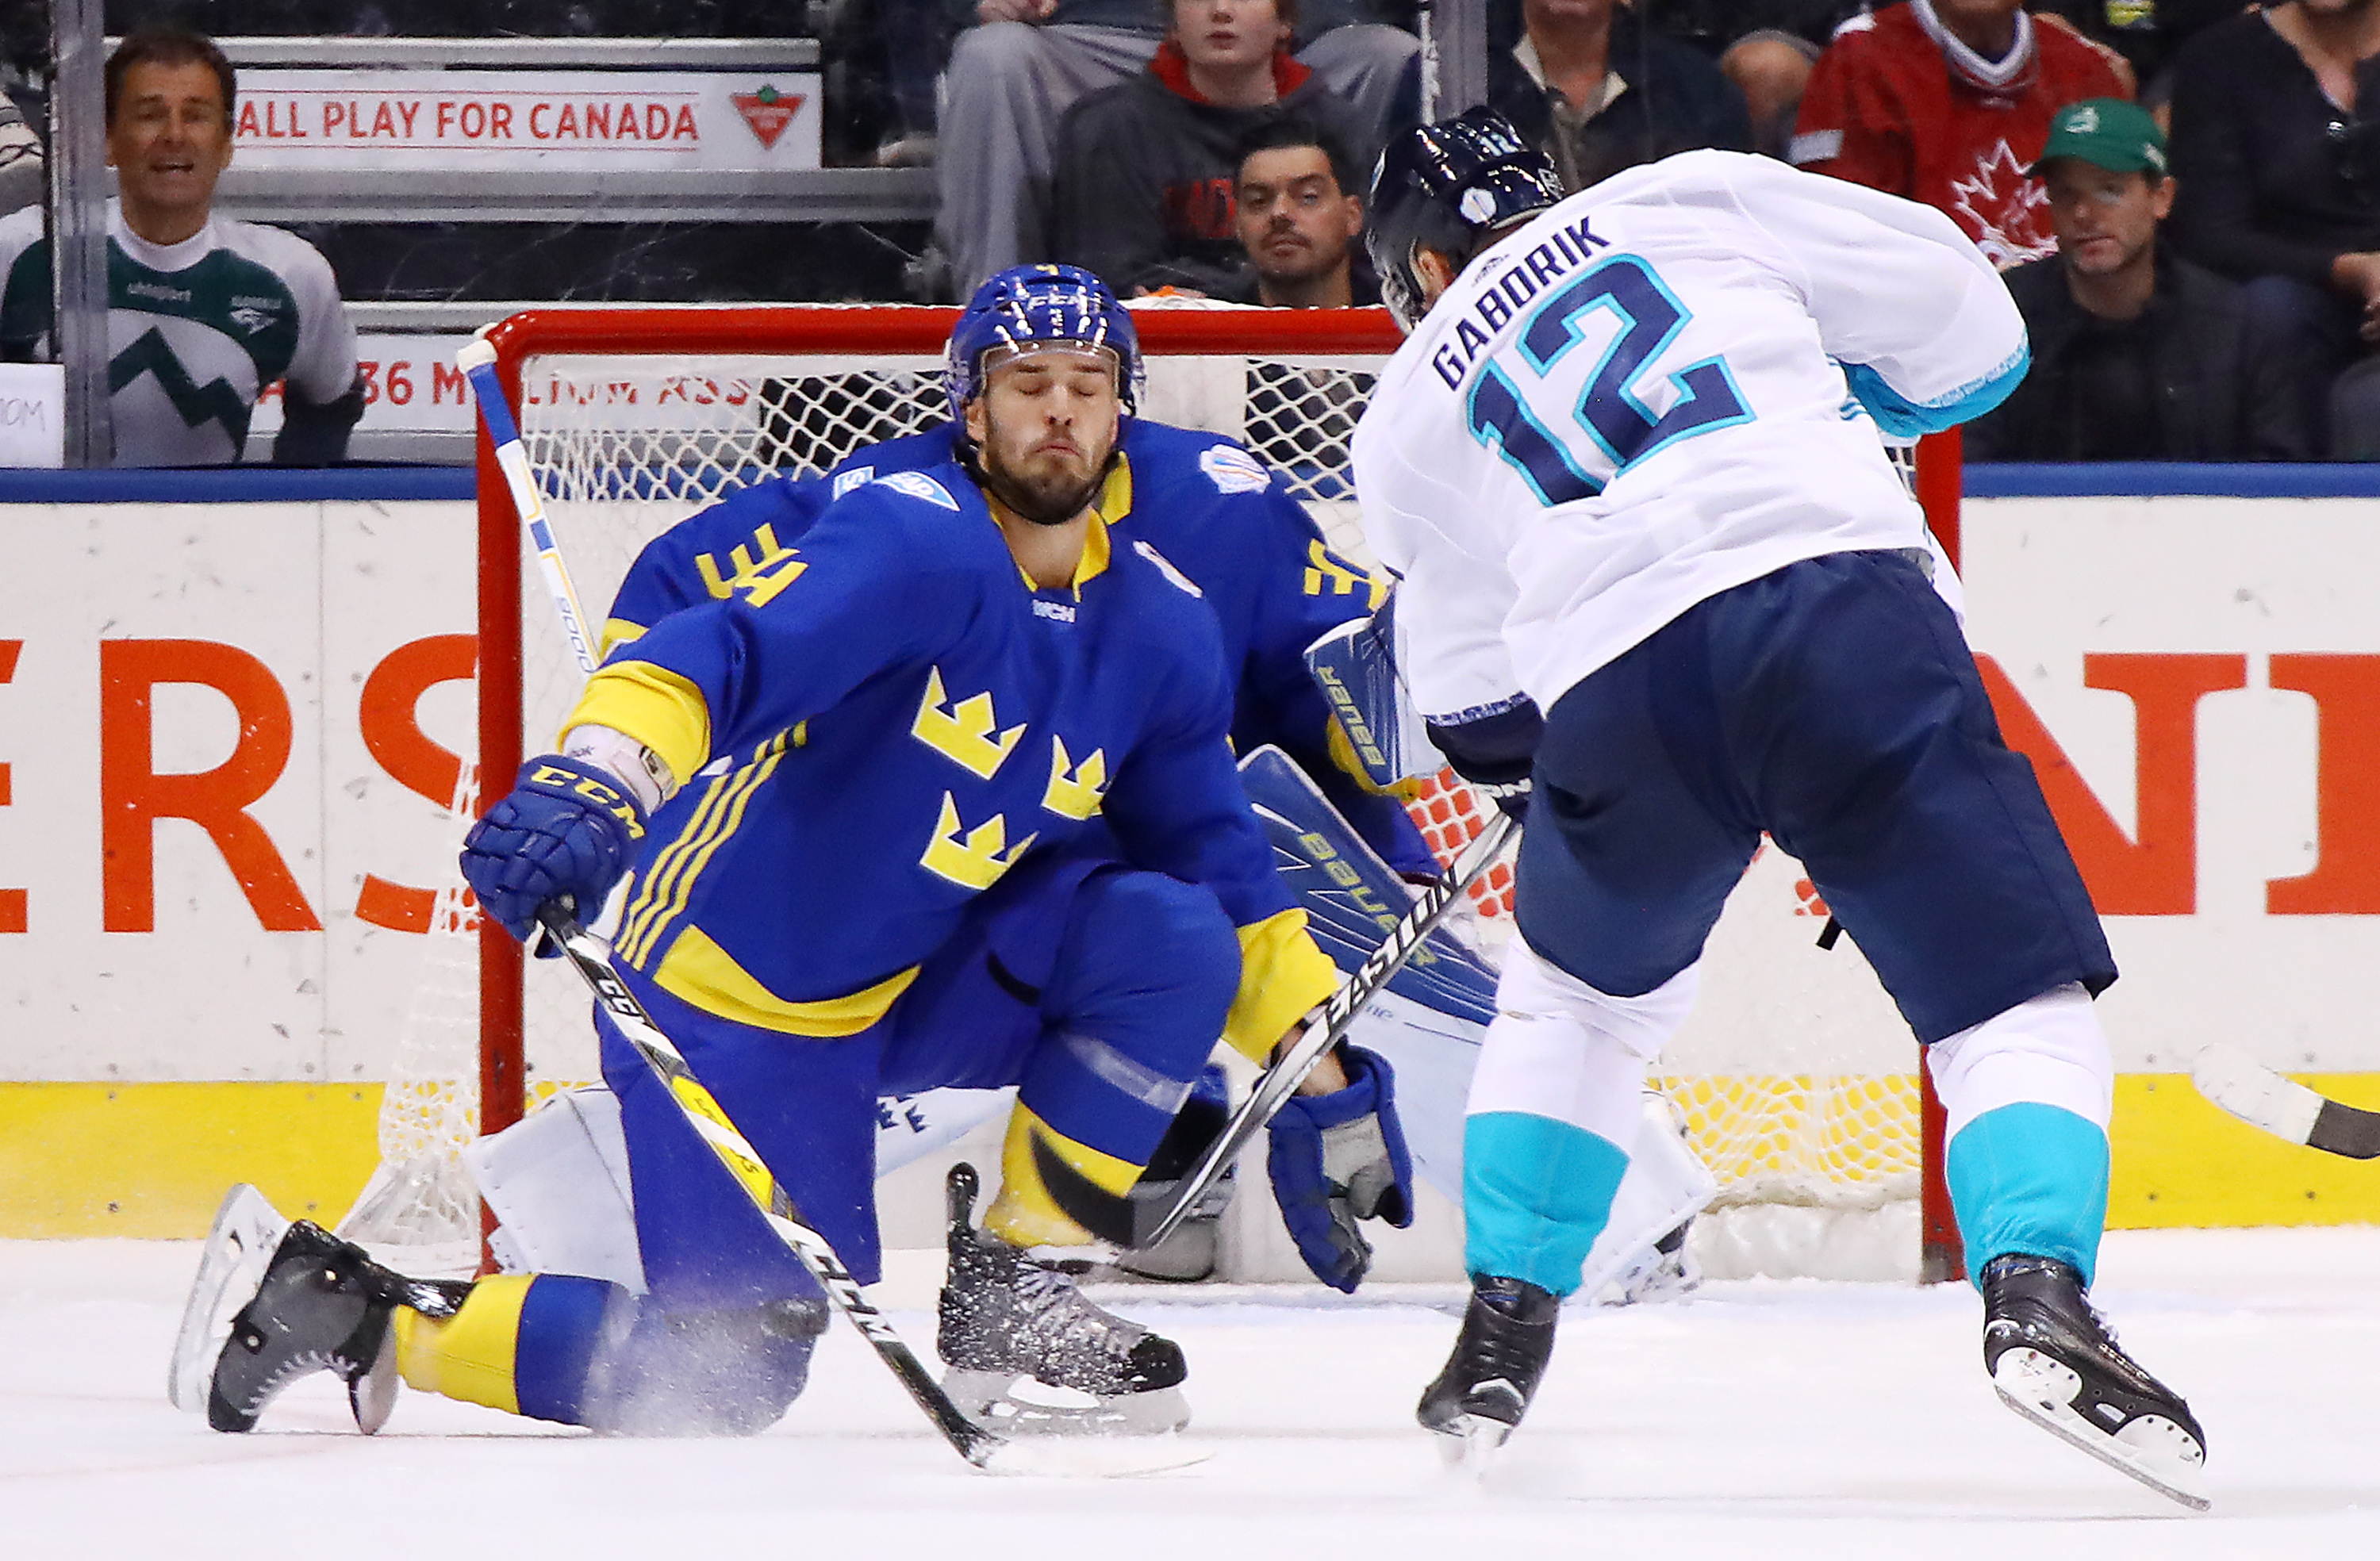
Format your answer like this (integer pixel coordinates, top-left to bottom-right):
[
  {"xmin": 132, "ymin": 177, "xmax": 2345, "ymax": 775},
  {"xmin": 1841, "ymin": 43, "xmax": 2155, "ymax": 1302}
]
[{"xmin": 463, "ymin": 304, "xmax": 1966, "ymax": 1283}]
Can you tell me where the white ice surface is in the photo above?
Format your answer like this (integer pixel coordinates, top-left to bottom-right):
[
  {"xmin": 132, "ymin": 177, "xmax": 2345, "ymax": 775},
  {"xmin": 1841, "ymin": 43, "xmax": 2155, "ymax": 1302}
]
[{"xmin": 6, "ymin": 1228, "xmax": 2379, "ymax": 1558}]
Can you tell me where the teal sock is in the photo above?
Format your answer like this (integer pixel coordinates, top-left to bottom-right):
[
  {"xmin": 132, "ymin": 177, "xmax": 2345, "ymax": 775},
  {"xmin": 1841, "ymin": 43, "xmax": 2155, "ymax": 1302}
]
[
  {"xmin": 1462, "ymin": 1111, "xmax": 1630, "ymax": 1298},
  {"xmin": 1944, "ymin": 1102, "xmax": 2109, "ymax": 1289}
]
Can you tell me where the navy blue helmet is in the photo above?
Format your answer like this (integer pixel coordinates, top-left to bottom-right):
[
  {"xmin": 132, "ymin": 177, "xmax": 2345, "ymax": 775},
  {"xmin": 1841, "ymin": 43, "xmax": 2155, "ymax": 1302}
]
[
  {"xmin": 945, "ymin": 263, "xmax": 1144, "ymax": 420},
  {"xmin": 1366, "ymin": 108, "xmax": 1564, "ymax": 332}
]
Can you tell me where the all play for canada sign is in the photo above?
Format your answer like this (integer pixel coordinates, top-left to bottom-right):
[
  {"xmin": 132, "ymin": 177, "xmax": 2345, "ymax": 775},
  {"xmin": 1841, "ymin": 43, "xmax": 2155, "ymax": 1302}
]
[{"xmin": 232, "ymin": 71, "xmax": 823, "ymax": 170}]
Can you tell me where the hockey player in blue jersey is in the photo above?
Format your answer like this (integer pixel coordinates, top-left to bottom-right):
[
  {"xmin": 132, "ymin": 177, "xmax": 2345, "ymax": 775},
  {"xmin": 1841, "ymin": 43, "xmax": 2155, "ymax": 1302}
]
[
  {"xmin": 601, "ymin": 294, "xmax": 1435, "ymax": 884},
  {"xmin": 1361, "ymin": 112, "xmax": 2206, "ymax": 1506},
  {"xmin": 202, "ymin": 269, "xmax": 1412, "ymax": 1440}
]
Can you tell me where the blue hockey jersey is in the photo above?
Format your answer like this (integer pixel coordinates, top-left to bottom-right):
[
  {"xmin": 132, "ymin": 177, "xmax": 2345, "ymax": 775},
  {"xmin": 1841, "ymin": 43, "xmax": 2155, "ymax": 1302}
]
[
  {"xmin": 567, "ymin": 461, "xmax": 1338, "ymax": 1063},
  {"xmin": 603, "ymin": 419, "xmax": 1431, "ymax": 876}
]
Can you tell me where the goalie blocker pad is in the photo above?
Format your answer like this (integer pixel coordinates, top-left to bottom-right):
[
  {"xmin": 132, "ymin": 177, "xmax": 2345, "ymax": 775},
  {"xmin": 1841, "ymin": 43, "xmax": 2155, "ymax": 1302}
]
[{"xmin": 1303, "ymin": 596, "xmax": 1446, "ymax": 790}]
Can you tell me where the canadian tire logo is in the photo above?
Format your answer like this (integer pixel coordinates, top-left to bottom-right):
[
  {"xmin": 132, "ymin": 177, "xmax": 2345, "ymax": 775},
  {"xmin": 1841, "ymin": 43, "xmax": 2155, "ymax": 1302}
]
[{"xmin": 733, "ymin": 84, "xmax": 804, "ymax": 150}]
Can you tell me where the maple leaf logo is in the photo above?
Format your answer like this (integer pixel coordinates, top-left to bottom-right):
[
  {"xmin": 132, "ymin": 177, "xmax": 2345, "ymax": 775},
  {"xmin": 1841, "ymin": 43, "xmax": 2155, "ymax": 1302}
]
[
  {"xmin": 732, "ymin": 82, "xmax": 805, "ymax": 151},
  {"xmin": 1948, "ymin": 139, "xmax": 2056, "ymax": 270}
]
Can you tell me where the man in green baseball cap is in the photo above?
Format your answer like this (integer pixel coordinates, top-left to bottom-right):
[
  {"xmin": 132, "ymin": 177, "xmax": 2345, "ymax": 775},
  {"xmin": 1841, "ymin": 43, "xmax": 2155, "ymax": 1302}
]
[{"xmin": 1966, "ymin": 96, "xmax": 2312, "ymax": 459}]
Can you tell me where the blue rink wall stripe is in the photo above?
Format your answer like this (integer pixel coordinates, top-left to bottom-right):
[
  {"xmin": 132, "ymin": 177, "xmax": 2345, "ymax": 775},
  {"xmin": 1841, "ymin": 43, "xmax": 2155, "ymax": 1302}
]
[
  {"xmin": 0, "ymin": 466, "xmax": 476, "ymax": 503},
  {"xmin": 1964, "ymin": 463, "xmax": 2380, "ymax": 498},
  {"xmin": 1945, "ymin": 1102, "xmax": 2110, "ymax": 1289},
  {"xmin": 3, "ymin": 462, "xmax": 2377, "ymax": 507},
  {"xmin": 1462, "ymin": 1111, "xmax": 1630, "ymax": 1297}
]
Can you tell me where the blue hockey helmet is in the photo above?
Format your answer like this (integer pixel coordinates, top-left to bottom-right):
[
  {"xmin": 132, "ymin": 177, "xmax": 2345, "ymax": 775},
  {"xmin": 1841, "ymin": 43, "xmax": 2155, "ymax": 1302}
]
[
  {"xmin": 1365, "ymin": 108, "xmax": 1564, "ymax": 332},
  {"xmin": 945, "ymin": 264, "xmax": 1144, "ymax": 421}
]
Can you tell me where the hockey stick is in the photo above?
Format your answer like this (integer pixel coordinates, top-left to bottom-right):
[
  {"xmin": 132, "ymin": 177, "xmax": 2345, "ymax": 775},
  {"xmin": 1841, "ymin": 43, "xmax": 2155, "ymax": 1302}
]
[
  {"xmin": 459, "ymin": 336, "xmax": 601, "ymax": 677},
  {"xmin": 1043, "ymin": 807, "xmax": 1520, "ymax": 1253},
  {"xmin": 2192, "ymin": 1041, "xmax": 2380, "ymax": 1160},
  {"xmin": 533, "ymin": 907, "xmax": 1014, "ymax": 1467}
]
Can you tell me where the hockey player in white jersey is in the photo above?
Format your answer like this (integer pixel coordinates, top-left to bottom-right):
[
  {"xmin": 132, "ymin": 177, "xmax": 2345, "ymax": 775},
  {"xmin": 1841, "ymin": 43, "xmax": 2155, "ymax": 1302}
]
[{"xmin": 1356, "ymin": 110, "xmax": 2207, "ymax": 1507}]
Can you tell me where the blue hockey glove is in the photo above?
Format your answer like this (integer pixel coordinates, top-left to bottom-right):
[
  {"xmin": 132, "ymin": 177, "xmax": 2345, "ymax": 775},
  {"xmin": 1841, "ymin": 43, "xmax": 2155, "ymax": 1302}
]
[
  {"xmin": 1425, "ymin": 698, "xmax": 1542, "ymax": 823},
  {"xmin": 1266, "ymin": 1044, "xmax": 1415, "ymax": 1293},
  {"xmin": 460, "ymin": 756, "xmax": 649, "ymax": 948}
]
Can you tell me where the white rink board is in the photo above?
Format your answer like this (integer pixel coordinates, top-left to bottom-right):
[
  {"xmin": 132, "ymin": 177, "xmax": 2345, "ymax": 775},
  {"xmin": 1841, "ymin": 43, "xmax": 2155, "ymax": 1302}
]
[
  {"xmin": 0, "ymin": 491, "xmax": 2376, "ymax": 1087},
  {"xmin": 1962, "ymin": 497, "xmax": 2380, "ymax": 1072},
  {"xmin": 0, "ymin": 499, "xmax": 474, "ymax": 1082}
]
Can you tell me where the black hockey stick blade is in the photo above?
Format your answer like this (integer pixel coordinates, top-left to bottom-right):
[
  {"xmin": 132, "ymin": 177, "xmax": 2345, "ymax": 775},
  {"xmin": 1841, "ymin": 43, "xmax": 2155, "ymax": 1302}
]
[
  {"xmin": 533, "ymin": 908, "xmax": 1023, "ymax": 1467},
  {"xmin": 1071, "ymin": 804, "xmax": 1514, "ymax": 1256},
  {"xmin": 2191, "ymin": 1041, "xmax": 2380, "ymax": 1160}
]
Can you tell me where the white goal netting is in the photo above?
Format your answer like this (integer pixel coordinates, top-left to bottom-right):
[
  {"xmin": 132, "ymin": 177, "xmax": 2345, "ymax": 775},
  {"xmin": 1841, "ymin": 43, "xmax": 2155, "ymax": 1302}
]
[{"xmin": 347, "ymin": 305, "xmax": 1932, "ymax": 1281}]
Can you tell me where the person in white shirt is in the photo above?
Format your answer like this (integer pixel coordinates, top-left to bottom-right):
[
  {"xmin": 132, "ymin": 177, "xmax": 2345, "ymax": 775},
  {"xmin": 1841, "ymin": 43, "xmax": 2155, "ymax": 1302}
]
[
  {"xmin": 1356, "ymin": 108, "xmax": 2207, "ymax": 1510},
  {"xmin": 0, "ymin": 26, "xmax": 360, "ymax": 466}
]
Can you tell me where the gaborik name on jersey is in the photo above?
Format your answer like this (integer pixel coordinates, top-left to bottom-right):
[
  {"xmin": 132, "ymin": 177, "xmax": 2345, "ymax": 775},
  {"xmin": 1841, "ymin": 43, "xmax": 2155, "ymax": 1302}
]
[{"xmin": 1427, "ymin": 214, "xmax": 1614, "ymax": 392}]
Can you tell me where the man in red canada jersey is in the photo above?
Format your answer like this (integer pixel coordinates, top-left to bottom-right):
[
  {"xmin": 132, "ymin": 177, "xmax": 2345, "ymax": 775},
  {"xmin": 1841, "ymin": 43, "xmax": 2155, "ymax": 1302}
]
[{"xmin": 1787, "ymin": 0, "xmax": 2132, "ymax": 268}]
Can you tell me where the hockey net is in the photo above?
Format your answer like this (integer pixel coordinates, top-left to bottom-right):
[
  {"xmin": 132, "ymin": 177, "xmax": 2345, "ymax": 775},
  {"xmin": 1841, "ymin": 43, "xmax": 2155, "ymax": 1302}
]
[{"xmin": 347, "ymin": 303, "xmax": 1955, "ymax": 1283}]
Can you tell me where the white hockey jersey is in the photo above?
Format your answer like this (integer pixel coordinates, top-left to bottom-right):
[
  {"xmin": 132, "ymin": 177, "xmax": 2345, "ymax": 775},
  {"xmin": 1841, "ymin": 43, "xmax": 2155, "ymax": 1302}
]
[
  {"xmin": 0, "ymin": 201, "xmax": 356, "ymax": 466},
  {"xmin": 1352, "ymin": 149, "xmax": 2025, "ymax": 723}
]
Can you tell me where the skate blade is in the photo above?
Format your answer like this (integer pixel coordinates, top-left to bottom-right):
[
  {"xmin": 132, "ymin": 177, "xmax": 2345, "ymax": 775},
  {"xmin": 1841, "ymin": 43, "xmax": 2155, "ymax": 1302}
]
[
  {"xmin": 976, "ymin": 1435, "xmax": 1211, "ymax": 1478},
  {"xmin": 1429, "ymin": 1414, "xmax": 1512, "ymax": 1478},
  {"xmin": 1993, "ymin": 1348, "xmax": 2210, "ymax": 1511},
  {"xmin": 942, "ymin": 1369, "xmax": 1191, "ymax": 1439},
  {"xmin": 167, "ymin": 1185, "xmax": 293, "ymax": 1413}
]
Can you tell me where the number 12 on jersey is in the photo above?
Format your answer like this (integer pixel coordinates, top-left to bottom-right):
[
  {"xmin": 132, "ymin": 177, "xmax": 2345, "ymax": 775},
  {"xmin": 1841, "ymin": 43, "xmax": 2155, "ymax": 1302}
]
[{"xmin": 1466, "ymin": 255, "xmax": 1752, "ymax": 504}]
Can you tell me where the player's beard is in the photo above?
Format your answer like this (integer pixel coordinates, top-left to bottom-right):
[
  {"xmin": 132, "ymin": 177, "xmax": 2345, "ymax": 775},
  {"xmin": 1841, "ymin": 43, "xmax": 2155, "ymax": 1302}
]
[{"xmin": 972, "ymin": 420, "xmax": 1115, "ymax": 527}]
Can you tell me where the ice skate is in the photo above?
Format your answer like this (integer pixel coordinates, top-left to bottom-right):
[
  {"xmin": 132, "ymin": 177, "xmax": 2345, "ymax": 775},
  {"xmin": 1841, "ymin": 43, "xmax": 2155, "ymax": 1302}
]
[
  {"xmin": 1417, "ymin": 1275, "xmax": 1558, "ymax": 1472},
  {"xmin": 1981, "ymin": 1254, "xmax": 2209, "ymax": 1510},
  {"xmin": 206, "ymin": 1218, "xmax": 467, "ymax": 1434},
  {"xmin": 937, "ymin": 1164, "xmax": 1190, "ymax": 1436},
  {"xmin": 168, "ymin": 1184, "xmax": 294, "ymax": 1414}
]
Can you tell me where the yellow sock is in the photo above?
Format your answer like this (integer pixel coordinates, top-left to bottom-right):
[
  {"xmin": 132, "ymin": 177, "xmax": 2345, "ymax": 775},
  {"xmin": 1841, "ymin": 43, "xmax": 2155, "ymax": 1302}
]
[
  {"xmin": 392, "ymin": 1274, "xmax": 532, "ymax": 1415},
  {"xmin": 985, "ymin": 1104, "xmax": 1145, "ymax": 1248}
]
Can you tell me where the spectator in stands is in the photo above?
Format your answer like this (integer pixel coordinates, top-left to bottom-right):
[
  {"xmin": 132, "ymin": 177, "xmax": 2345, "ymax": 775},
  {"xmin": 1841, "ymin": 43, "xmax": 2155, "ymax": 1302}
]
[
  {"xmin": 1791, "ymin": 0, "xmax": 2134, "ymax": 267},
  {"xmin": 1482, "ymin": 0, "xmax": 1755, "ymax": 192},
  {"xmin": 2167, "ymin": 0, "xmax": 2380, "ymax": 456},
  {"xmin": 0, "ymin": 28, "xmax": 363, "ymax": 466},
  {"xmin": 0, "ymin": 93, "xmax": 36, "ymax": 216},
  {"xmin": 1721, "ymin": 29, "xmax": 1826, "ymax": 161},
  {"xmin": 931, "ymin": 0, "xmax": 1416, "ymax": 297},
  {"xmin": 1227, "ymin": 116, "xmax": 1369, "ymax": 305},
  {"xmin": 1967, "ymin": 98, "xmax": 2313, "ymax": 460},
  {"xmin": 1050, "ymin": 0, "xmax": 1376, "ymax": 297}
]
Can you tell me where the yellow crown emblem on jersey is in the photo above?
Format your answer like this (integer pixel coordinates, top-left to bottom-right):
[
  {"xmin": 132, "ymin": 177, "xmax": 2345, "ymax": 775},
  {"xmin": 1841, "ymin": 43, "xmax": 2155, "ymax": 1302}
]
[
  {"xmin": 1041, "ymin": 736, "xmax": 1108, "ymax": 820},
  {"xmin": 912, "ymin": 666, "xmax": 1026, "ymax": 779},
  {"xmin": 920, "ymin": 793, "xmax": 1038, "ymax": 891}
]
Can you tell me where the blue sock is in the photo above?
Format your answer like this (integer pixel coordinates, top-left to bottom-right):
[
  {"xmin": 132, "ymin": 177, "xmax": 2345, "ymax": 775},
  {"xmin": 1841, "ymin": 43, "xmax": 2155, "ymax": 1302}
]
[
  {"xmin": 1944, "ymin": 1102, "xmax": 2109, "ymax": 1289},
  {"xmin": 1462, "ymin": 1110, "xmax": 1630, "ymax": 1298}
]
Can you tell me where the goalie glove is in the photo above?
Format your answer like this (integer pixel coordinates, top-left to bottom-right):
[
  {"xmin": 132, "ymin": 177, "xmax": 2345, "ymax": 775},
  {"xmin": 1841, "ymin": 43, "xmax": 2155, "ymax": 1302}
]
[
  {"xmin": 1425, "ymin": 697, "xmax": 1543, "ymax": 823},
  {"xmin": 1265, "ymin": 1044, "xmax": 1415, "ymax": 1293},
  {"xmin": 459, "ymin": 755, "xmax": 649, "ymax": 948}
]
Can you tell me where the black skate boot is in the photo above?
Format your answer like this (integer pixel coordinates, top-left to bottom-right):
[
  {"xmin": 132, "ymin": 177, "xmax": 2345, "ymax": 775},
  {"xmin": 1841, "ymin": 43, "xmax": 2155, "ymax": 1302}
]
[
  {"xmin": 207, "ymin": 1221, "xmax": 467, "ymax": 1435},
  {"xmin": 1418, "ymin": 1275, "xmax": 1559, "ymax": 1470},
  {"xmin": 936, "ymin": 1164, "xmax": 1189, "ymax": 1436},
  {"xmin": 1981, "ymin": 1254, "xmax": 2208, "ymax": 1509}
]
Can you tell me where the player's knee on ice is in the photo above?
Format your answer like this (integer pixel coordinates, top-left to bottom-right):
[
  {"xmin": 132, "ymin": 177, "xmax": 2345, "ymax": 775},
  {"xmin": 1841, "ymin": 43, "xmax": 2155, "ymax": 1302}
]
[{"xmin": 397, "ymin": 1272, "xmax": 828, "ymax": 1436}]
